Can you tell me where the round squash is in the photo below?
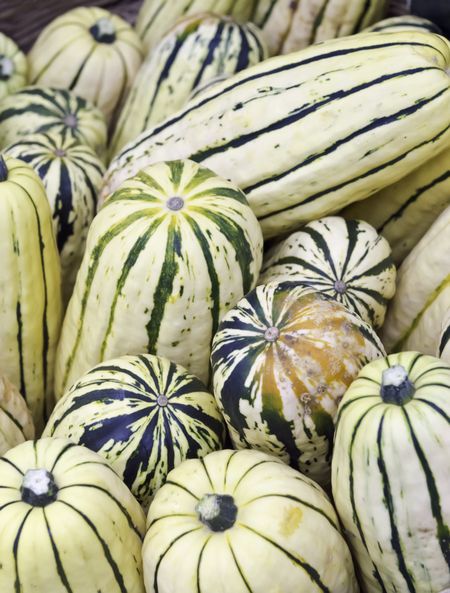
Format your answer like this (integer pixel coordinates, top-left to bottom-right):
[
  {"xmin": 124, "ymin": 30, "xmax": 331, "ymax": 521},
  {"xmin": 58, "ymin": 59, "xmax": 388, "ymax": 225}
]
[
  {"xmin": 0, "ymin": 437, "xmax": 145, "ymax": 592},
  {"xmin": 0, "ymin": 86, "xmax": 107, "ymax": 159},
  {"xmin": 0, "ymin": 32, "xmax": 28, "ymax": 102},
  {"xmin": 28, "ymin": 7, "xmax": 143, "ymax": 121},
  {"xmin": 438, "ymin": 309, "xmax": 450, "ymax": 363},
  {"xmin": 332, "ymin": 352, "xmax": 450, "ymax": 593},
  {"xmin": 45, "ymin": 354, "xmax": 225, "ymax": 510},
  {"xmin": 143, "ymin": 448, "xmax": 359, "ymax": 593},
  {"xmin": 5, "ymin": 132, "xmax": 105, "ymax": 306},
  {"xmin": 260, "ymin": 216, "xmax": 396, "ymax": 329},
  {"xmin": 0, "ymin": 376, "xmax": 34, "ymax": 456},
  {"xmin": 211, "ymin": 281, "xmax": 385, "ymax": 487}
]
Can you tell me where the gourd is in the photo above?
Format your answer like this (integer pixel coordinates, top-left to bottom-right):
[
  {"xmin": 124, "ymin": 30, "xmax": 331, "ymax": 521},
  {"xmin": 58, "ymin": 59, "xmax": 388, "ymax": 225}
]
[
  {"xmin": 382, "ymin": 206, "xmax": 450, "ymax": 355},
  {"xmin": 332, "ymin": 352, "xmax": 450, "ymax": 593},
  {"xmin": 0, "ymin": 32, "xmax": 28, "ymax": 101},
  {"xmin": 0, "ymin": 376, "xmax": 34, "ymax": 456},
  {"xmin": 211, "ymin": 281, "xmax": 385, "ymax": 487},
  {"xmin": 55, "ymin": 159, "xmax": 263, "ymax": 397},
  {"xmin": 0, "ymin": 155, "xmax": 61, "ymax": 433},
  {"xmin": 438, "ymin": 310, "xmax": 450, "ymax": 363},
  {"xmin": 110, "ymin": 13, "xmax": 267, "ymax": 158},
  {"xmin": 0, "ymin": 86, "xmax": 107, "ymax": 159},
  {"xmin": 45, "ymin": 354, "xmax": 225, "ymax": 510},
  {"xmin": 260, "ymin": 216, "xmax": 396, "ymax": 329},
  {"xmin": 364, "ymin": 14, "xmax": 442, "ymax": 34},
  {"xmin": 28, "ymin": 7, "xmax": 143, "ymax": 121},
  {"xmin": 143, "ymin": 448, "xmax": 359, "ymax": 593},
  {"xmin": 102, "ymin": 31, "xmax": 450, "ymax": 239},
  {"xmin": 0, "ymin": 437, "xmax": 145, "ymax": 592}
]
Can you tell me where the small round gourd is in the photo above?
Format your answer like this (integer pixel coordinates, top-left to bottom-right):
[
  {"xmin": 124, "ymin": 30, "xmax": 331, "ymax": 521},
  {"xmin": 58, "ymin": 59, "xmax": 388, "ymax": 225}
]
[
  {"xmin": 211, "ymin": 281, "xmax": 385, "ymax": 487},
  {"xmin": 0, "ymin": 438, "xmax": 145, "ymax": 592},
  {"xmin": 332, "ymin": 352, "xmax": 450, "ymax": 593},
  {"xmin": 44, "ymin": 354, "xmax": 225, "ymax": 509},
  {"xmin": 29, "ymin": 7, "xmax": 143, "ymax": 121},
  {"xmin": 0, "ymin": 32, "xmax": 28, "ymax": 101},
  {"xmin": 0, "ymin": 376, "xmax": 34, "ymax": 456},
  {"xmin": 143, "ymin": 448, "xmax": 359, "ymax": 593}
]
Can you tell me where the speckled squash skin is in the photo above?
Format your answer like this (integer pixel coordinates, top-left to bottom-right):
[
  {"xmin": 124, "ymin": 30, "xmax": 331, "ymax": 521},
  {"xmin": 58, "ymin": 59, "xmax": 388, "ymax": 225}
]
[{"xmin": 0, "ymin": 376, "xmax": 34, "ymax": 456}]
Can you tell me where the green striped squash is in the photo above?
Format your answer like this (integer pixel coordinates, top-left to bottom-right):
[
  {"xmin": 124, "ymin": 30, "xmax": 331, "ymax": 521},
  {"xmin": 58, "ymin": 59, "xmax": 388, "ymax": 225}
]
[
  {"xmin": 0, "ymin": 86, "xmax": 107, "ymax": 159},
  {"xmin": 0, "ymin": 32, "xmax": 28, "ymax": 102},
  {"xmin": 438, "ymin": 310, "xmax": 450, "ymax": 363},
  {"xmin": 136, "ymin": 0, "xmax": 257, "ymax": 53},
  {"xmin": 110, "ymin": 13, "xmax": 267, "ymax": 158},
  {"xmin": 332, "ymin": 352, "xmax": 450, "ymax": 593},
  {"xmin": 211, "ymin": 282, "xmax": 385, "ymax": 487},
  {"xmin": 0, "ymin": 438, "xmax": 145, "ymax": 592},
  {"xmin": 5, "ymin": 132, "xmax": 105, "ymax": 306},
  {"xmin": 45, "ymin": 354, "xmax": 225, "ymax": 510},
  {"xmin": 0, "ymin": 156, "xmax": 61, "ymax": 433},
  {"xmin": 253, "ymin": 0, "xmax": 388, "ymax": 55},
  {"xmin": 28, "ymin": 7, "xmax": 143, "ymax": 122},
  {"xmin": 55, "ymin": 159, "xmax": 263, "ymax": 397},
  {"xmin": 342, "ymin": 146, "xmax": 450, "ymax": 264},
  {"xmin": 382, "ymin": 206, "xmax": 450, "ymax": 355},
  {"xmin": 364, "ymin": 15, "xmax": 442, "ymax": 34},
  {"xmin": 143, "ymin": 449, "xmax": 359, "ymax": 593},
  {"xmin": 102, "ymin": 31, "xmax": 450, "ymax": 239},
  {"xmin": 0, "ymin": 376, "xmax": 34, "ymax": 456},
  {"xmin": 260, "ymin": 217, "xmax": 396, "ymax": 329}
]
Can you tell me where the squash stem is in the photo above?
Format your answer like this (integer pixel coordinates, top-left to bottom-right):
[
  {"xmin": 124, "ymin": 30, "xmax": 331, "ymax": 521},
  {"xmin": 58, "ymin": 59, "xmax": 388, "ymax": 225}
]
[
  {"xmin": 21, "ymin": 469, "xmax": 58, "ymax": 507},
  {"xmin": 380, "ymin": 365, "xmax": 415, "ymax": 405},
  {"xmin": 196, "ymin": 493, "xmax": 237, "ymax": 532}
]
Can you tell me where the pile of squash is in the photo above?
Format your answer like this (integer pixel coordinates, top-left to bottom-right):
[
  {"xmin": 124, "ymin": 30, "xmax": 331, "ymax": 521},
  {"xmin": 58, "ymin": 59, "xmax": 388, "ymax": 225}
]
[{"xmin": 0, "ymin": 1, "xmax": 449, "ymax": 592}]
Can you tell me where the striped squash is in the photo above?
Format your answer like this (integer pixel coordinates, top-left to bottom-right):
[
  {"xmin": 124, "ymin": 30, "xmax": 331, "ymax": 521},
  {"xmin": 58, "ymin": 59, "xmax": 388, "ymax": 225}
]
[
  {"xmin": 382, "ymin": 206, "xmax": 450, "ymax": 355},
  {"xmin": 45, "ymin": 354, "xmax": 225, "ymax": 510},
  {"xmin": 0, "ymin": 376, "xmax": 34, "ymax": 456},
  {"xmin": 5, "ymin": 132, "xmax": 105, "ymax": 306},
  {"xmin": 342, "ymin": 146, "xmax": 450, "ymax": 264},
  {"xmin": 28, "ymin": 7, "xmax": 143, "ymax": 122},
  {"xmin": 438, "ymin": 310, "xmax": 450, "ymax": 363},
  {"xmin": 253, "ymin": 0, "xmax": 388, "ymax": 55},
  {"xmin": 0, "ymin": 86, "xmax": 107, "ymax": 159},
  {"xmin": 364, "ymin": 14, "xmax": 442, "ymax": 34},
  {"xmin": 110, "ymin": 13, "xmax": 267, "ymax": 158},
  {"xmin": 102, "ymin": 31, "xmax": 450, "ymax": 239},
  {"xmin": 211, "ymin": 282, "xmax": 385, "ymax": 487},
  {"xmin": 136, "ymin": 0, "xmax": 257, "ymax": 53},
  {"xmin": 143, "ymin": 448, "xmax": 359, "ymax": 593},
  {"xmin": 0, "ymin": 438, "xmax": 145, "ymax": 592},
  {"xmin": 0, "ymin": 156, "xmax": 61, "ymax": 433},
  {"xmin": 332, "ymin": 352, "xmax": 450, "ymax": 593},
  {"xmin": 0, "ymin": 32, "xmax": 28, "ymax": 102},
  {"xmin": 55, "ymin": 159, "xmax": 263, "ymax": 397},
  {"xmin": 260, "ymin": 217, "xmax": 396, "ymax": 329}
]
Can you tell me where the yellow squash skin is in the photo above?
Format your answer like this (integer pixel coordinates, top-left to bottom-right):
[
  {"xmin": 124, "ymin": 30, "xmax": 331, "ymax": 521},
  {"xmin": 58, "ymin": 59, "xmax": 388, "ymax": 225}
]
[
  {"xmin": 0, "ymin": 156, "xmax": 62, "ymax": 433},
  {"xmin": 0, "ymin": 376, "xmax": 34, "ymax": 456},
  {"xmin": 0, "ymin": 32, "xmax": 28, "ymax": 102}
]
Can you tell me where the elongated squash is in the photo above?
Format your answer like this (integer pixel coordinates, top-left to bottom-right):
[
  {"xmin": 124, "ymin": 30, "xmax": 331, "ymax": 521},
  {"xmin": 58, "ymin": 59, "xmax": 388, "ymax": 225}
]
[
  {"xmin": 56, "ymin": 160, "xmax": 263, "ymax": 397},
  {"xmin": 103, "ymin": 31, "xmax": 450, "ymax": 239},
  {"xmin": 0, "ymin": 376, "xmax": 34, "ymax": 456},
  {"xmin": 382, "ymin": 206, "xmax": 450, "ymax": 355},
  {"xmin": 364, "ymin": 14, "xmax": 442, "ymax": 34},
  {"xmin": 342, "ymin": 146, "xmax": 450, "ymax": 264},
  {"xmin": 438, "ymin": 310, "xmax": 450, "ymax": 362},
  {"xmin": 0, "ymin": 156, "xmax": 61, "ymax": 433},
  {"xmin": 260, "ymin": 217, "xmax": 396, "ymax": 329},
  {"xmin": 332, "ymin": 352, "xmax": 450, "ymax": 593},
  {"xmin": 110, "ymin": 14, "xmax": 267, "ymax": 158},
  {"xmin": 0, "ymin": 33, "xmax": 28, "ymax": 102}
]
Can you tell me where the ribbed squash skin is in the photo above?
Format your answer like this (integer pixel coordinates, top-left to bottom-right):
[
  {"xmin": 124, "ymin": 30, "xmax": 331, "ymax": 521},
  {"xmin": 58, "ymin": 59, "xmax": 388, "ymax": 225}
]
[
  {"xmin": 28, "ymin": 7, "xmax": 143, "ymax": 121},
  {"xmin": 0, "ymin": 32, "xmax": 28, "ymax": 101},
  {"xmin": 342, "ymin": 146, "xmax": 450, "ymax": 264},
  {"xmin": 364, "ymin": 14, "xmax": 442, "ymax": 34},
  {"xmin": 211, "ymin": 282, "xmax": 385, "ymax": 487},
  {"xmin": 0, "ymin": 438, "xmax": 145, "ymax": 593},
  {"xmin": 0, "ymin": 157, "xmax": 61, "ymax": 433},
  {"xmin": 103, "ymin": 32, "xmax": 450, "ymax": 239},
  {"xmin": 136, "ymin": 0, "xmax": 257, "ymax": 53},
  {"xmin": 0, "ymin": 87, "xmax": 107, "ymax": 159},
  {"xmin": 143, "ymin": 449, "xmax": 359, "ymax": 593},
  {"xmin": 253, "ymin": 0, "xmax": 388, "ymax": 55},
  {"xmin": 0, "ymin": 376, "xmax": 34, "ymax": 456},
  {"xmin": 110, "ymin": 13, "xmax": 267, "ymax": 158},
  {"xmin": 56, "ymin": 160, "xmax": 263, "ymax": 397},
  {"xmin": 332, "ymin": 352, "xmax": 450, "ymax": 593},
  {"xmin": 45, "ymin": 354, "xmax": 225, "ymax": 510},
  {"xmin": 260, "ymin": 217, "xmax": 396, "ymax": 329},
  {"xmin": 5, "ymin": 132, "xmax": 105, "ymax": 305},
  {"xmin": 438, "ymin": 310, "xmax": 450, "ymax": 363},
  {"xmin": 381, "ymin": 206, "xmax": 450, "ymax": 355}
]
